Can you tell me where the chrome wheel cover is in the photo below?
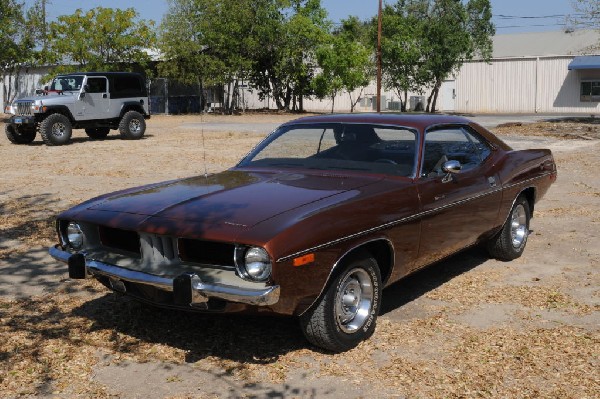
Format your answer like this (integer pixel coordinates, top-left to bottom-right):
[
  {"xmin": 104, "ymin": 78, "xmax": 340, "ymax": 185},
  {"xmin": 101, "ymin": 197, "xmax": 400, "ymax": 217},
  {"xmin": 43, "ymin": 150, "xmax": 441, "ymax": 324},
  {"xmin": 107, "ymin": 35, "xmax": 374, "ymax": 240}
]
[
  {"xmin": 129, "ymin": 118, "xmax": 141, "ymax": 134},
  {"xmin": 334, "ymin": 268, "xmax": 374, "ymax": 333},
  {"xmin": 51, "ymin": 122, "xmax": 67, "ymax": 137},
  {"xmin": 510, "ymin": 204, "xmax": 528, "ymax": 249}
]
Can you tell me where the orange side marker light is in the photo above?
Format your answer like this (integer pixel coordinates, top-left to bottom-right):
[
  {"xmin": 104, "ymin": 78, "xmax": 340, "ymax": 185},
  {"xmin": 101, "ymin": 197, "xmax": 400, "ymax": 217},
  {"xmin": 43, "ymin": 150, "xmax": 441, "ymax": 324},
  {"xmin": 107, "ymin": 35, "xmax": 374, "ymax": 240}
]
[{"xmin": 293, "ymin": 253, "xmax": 315, "ymax": 267}]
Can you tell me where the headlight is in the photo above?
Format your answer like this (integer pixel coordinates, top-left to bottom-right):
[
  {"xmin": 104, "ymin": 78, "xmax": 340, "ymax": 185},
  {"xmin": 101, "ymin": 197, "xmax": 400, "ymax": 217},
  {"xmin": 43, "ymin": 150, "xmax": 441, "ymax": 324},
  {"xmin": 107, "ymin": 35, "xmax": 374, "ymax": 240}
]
[
  {"xmin": 66, "ymin": 222, "xmax": 84, "ymax": 249},
  {"xmin": 237, "ymin": 247, "xmax": 272, "ymax": 281}
]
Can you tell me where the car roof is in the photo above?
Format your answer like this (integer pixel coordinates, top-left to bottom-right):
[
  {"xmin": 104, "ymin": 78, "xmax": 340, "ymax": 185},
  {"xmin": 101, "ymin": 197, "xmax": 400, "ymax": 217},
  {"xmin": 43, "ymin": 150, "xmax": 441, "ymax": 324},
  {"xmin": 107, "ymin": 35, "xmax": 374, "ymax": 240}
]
[
  {"xmin": 58, "ymin": 72, "xmax": 143, "ymax": 78},
  {"xmin": 282, "ymin": 113, "xmax": 473, "ymax": 130}
]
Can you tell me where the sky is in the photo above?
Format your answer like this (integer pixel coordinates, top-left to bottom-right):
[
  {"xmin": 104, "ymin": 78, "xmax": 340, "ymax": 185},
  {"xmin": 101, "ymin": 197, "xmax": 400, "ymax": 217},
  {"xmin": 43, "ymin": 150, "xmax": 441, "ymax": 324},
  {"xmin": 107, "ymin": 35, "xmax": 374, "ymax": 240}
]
[{"xmin": 28, "ymin": 0, "xmax": 578, "ymax": 35}]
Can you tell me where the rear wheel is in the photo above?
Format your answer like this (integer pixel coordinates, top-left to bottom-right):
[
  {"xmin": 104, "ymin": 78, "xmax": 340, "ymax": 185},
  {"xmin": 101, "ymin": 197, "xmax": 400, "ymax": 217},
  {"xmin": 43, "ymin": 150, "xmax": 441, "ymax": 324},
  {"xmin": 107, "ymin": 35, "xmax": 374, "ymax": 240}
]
[
  {"xmin": 5, "ymin": 124, "xmax": 36, "ymax": 144},
  {"xmin": 487, "ymin": 195, "xmax": 531, "ymax": 261},
  {"xmin": 40, "ymin": 114, "xmax": 72, "ymax": 146},
  {"xmin": 300, "ymin": 251, "xmax": 382, "ymax": 352},
  {"xmin": 85, "ymin": 127, "xmax": 110, "ymax": 140},
  {"xmin": 119, "ymin": 111, "xmax": 146, "ymax": 140}
]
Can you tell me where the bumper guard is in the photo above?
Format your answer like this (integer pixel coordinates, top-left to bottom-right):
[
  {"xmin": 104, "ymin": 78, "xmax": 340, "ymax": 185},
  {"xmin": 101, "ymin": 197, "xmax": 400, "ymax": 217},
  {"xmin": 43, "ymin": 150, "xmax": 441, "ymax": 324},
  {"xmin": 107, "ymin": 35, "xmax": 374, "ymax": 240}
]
[{"xmin": 49, "ymin": 245, "xmax": 280, "ymax": 307}]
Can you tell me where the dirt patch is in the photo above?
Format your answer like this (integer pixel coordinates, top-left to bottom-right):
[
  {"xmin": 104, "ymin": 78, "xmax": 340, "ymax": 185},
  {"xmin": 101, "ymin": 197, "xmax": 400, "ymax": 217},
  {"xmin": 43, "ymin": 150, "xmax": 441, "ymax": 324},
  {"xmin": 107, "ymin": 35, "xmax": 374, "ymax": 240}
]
[{"xmin": 0, "ymin": 115, "xmax": 598, "ymax": 398}]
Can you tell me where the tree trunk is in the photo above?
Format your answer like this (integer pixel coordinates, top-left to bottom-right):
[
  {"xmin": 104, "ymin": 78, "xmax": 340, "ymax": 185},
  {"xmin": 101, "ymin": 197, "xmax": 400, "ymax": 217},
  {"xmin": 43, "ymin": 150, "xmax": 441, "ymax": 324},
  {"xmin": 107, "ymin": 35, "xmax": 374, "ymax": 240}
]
[
  {"xmin": 402, "ymin": 90, "xmax": 408, "ymax": 112},
  {"xmin": 429, "ymin": 79, "xmax": 442, "ymax": 113},
  {"xmin": 331, "ymin": 92, "xmax": 335, "ymax": 114},
  {"xmin": 299, "ymin": 94, "xmax": 304, "ymax": 112}
]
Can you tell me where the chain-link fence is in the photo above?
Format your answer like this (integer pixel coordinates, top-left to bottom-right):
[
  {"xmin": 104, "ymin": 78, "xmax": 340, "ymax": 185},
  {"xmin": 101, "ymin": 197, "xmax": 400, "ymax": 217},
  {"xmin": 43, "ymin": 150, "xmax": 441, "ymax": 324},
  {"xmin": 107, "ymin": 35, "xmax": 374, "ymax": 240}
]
[{"xmin": 148, "ymin": 78, "xmax": 223, "ymax": 114}]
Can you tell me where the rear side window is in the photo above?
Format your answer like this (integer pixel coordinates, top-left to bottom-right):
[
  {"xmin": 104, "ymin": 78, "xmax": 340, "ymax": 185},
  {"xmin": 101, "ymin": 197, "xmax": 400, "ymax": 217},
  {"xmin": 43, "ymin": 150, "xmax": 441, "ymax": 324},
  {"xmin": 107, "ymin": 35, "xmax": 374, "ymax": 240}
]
[{"xmin": 112, "ymin": 76, "xmax": 144, "ymax": 97}]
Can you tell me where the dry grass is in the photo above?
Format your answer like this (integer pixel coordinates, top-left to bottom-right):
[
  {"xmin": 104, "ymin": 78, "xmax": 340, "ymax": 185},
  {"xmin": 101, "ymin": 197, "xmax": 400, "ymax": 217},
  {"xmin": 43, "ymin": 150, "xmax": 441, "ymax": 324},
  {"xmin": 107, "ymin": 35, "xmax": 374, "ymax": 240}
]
[{"xmin": 0, "ymin": 116, "xmax": 598, "ymax": 397}]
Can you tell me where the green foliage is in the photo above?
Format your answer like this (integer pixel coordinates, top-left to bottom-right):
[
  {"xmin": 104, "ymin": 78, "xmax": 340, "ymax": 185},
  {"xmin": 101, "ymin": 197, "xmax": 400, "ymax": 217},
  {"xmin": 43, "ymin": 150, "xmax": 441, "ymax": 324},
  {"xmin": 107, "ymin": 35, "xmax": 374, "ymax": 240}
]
[
  {"xmin": 1, "ymin": 0, "xmax": 45, "ymax": 103},
  {"xmin": 161, "ymin": 0, "xmax": 331, "ymax": 112},
  {"xmin": 377, "ymin": 0, "xmax": 494, "ymax": 113},
  {"xmin": 45, "ymin": 7, "xmax": 156, "ymax": 75},
  {"xmin": 313, "ymin": 16, "xmax": 372, "ymax": 112}
]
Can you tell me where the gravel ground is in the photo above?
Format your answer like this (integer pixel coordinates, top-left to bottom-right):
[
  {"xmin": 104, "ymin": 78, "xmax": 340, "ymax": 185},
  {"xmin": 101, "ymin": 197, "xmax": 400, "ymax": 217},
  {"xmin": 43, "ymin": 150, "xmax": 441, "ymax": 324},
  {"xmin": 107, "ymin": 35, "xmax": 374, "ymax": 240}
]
[{"xmin": 0, "ymin": 113, "xmax": 598, "ymax": 398}]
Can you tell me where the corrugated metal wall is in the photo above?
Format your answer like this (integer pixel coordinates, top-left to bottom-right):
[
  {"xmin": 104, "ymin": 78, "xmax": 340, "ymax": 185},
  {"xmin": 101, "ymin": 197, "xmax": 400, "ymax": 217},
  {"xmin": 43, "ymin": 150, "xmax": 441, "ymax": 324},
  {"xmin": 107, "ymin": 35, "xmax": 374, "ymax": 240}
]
[{"xmin": 455, "ymin": 56, "xmax": 600, "ymax": 114}]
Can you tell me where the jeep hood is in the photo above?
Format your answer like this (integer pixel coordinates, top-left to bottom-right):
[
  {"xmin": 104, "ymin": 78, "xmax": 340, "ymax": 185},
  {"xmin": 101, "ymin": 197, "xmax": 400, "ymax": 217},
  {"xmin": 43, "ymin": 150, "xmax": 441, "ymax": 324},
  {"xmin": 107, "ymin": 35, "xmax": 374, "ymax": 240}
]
[{"xmin": 12, "ymin": 92, "xmax": 77, "ymax": 104}]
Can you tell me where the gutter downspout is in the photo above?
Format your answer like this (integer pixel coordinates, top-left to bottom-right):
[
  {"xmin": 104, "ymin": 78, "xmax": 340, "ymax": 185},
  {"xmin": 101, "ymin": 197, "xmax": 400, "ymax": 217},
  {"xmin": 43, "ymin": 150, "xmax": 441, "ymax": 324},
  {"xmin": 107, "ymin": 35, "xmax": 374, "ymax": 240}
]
[{"xmin": 534, "ymin": 57, "xmax": 540, "ymax": 113}]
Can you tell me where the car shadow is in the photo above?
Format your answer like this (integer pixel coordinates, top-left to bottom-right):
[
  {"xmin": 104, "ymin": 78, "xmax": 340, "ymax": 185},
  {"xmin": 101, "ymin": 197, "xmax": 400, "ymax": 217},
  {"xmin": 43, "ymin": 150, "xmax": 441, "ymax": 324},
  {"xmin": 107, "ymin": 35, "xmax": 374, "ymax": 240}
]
[
  {"xmin": 65, "ymin": 246, "xmax": 491, "ymax": 364},
  {"xmin": 380, "ymin": 246, "xmax": 490, "ymax": 314},
  {"xmin": 23, "ymin": 134, "xmax": 153, "ymax": 146}
]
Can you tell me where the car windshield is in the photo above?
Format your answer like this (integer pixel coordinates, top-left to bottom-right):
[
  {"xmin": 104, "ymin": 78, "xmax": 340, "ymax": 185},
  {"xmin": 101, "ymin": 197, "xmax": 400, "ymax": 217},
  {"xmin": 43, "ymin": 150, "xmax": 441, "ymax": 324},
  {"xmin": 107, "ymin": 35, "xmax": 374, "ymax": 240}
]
[
  {"xmin": 49, "ymin": 76, "xmax": 84, "ymax": 92},
  {"xmin": 238, "ymin": 123, "xmax": 418, "ymax": 177}
]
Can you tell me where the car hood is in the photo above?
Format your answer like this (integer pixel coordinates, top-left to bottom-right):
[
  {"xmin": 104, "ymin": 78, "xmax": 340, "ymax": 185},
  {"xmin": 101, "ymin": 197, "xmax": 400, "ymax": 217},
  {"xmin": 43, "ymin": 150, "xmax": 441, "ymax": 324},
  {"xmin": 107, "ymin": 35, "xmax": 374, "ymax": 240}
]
[
  {"xmin": 13, "ymin": 92, "xmax": 77, "ymax": 104},
  {"xmin": 82, "ymin": 170, "xmax": 382, "ymax": 229}
]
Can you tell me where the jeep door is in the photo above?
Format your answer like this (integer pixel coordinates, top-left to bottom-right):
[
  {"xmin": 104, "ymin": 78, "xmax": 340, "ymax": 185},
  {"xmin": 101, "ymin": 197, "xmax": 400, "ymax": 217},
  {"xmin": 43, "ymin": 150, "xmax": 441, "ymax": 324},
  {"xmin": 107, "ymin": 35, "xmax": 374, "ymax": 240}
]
[{"xmin": 80, "ymin": 77, "xmax": 110, "ymax": 120}]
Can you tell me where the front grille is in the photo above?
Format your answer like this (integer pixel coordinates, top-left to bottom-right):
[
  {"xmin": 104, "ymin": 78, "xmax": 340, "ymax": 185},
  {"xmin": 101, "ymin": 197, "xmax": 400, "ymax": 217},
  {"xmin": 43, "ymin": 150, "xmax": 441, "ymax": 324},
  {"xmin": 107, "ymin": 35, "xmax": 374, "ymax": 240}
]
[
  {"xmin": 140, "ymin": 233, "xmax": 178, "ymax": 264},
  {"xmin": 178, "ymin": 238, "xmax": 236, "ymax": 267},
  {"xmin": 15, "ymin": 101, "xmax": 33, "ymax": 116},
  {"xmin": 99, "ymin": 226, "xmax": 140, "ymax": 255}
]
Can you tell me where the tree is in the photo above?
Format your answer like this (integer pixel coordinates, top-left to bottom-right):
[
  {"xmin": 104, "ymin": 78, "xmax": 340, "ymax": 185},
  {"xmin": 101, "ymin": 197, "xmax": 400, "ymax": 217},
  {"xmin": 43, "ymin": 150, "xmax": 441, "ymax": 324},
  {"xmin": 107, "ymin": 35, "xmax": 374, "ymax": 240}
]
[
  {"xmin": 45, "ymin": 7, "xmax": 156, "ymax": 74},
  {"xmin": 421, "ymin": 0, "xmax": 494, "ymax": 112},
  {"xmin": 251, "ymin": 0, "xmax": 330, "ymax": 112},
  {"xmin": 313, "ymin": 17, "xmax": 372, "ymax": 113},
  {"xmin": 1, "ymin": 0, "xmax": 45, "ymax": 105},
  {"xmin": 379, "ymin": 0, "xmax": 429, "ymax": 112}
]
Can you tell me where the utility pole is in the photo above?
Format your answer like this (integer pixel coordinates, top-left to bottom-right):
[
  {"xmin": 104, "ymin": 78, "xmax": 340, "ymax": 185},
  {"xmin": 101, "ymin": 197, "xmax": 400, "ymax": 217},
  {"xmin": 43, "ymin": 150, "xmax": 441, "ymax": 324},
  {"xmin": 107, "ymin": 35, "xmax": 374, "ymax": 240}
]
[{"xmin": 377, "ymin": 0, "xmax": 383, "ymax": 113}]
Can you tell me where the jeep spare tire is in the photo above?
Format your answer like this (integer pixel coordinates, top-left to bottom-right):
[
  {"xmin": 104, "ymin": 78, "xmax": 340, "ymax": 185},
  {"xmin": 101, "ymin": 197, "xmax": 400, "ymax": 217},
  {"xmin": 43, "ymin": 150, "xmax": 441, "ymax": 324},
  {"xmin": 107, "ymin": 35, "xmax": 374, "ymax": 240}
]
[
  {"xmin": 119, "ymin": 111, "xmax": 146, "ymax": 140},
  {"xmin": 85, "ymin": 127, "xmax": 110, "ymax": 140},
  {"xmin": 5, "ymin": 124, "xmax": 36, "ymax": 144},
  {"xmin": 40, "ymin": 114, "xmax": 73, "ymax": 146}
]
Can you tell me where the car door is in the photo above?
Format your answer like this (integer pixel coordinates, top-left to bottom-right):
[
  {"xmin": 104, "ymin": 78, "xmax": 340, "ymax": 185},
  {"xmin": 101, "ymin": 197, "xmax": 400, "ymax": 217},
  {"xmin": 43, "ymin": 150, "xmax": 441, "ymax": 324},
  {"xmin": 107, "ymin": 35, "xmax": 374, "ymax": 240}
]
[
  {"xmin": 80, "ymin": 76, "xmax": 110, "ymax": 120},
  {"xmin": 414, "ymin": 125, "xmax": 502, "ymax": 269}
]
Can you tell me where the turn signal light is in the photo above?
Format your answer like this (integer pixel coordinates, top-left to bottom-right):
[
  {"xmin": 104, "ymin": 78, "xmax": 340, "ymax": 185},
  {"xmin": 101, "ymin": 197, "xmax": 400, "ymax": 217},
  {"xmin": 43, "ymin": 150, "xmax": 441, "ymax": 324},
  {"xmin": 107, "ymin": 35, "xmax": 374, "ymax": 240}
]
[{"xmin": 293, "ymin": 253, "xmax": 315, "ymax": 267}]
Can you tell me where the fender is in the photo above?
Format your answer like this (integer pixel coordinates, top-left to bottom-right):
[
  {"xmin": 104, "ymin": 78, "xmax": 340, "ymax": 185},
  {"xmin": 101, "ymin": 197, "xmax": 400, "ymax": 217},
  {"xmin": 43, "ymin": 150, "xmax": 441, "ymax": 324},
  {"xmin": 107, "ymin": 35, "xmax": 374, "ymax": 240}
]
[
  {"xmin": 119, "ymin": 101, "xmax": 148, "ymax": 118},
  {"xmin": 42, "ymin": 105, "xmax": 75, "ymax": 121}
]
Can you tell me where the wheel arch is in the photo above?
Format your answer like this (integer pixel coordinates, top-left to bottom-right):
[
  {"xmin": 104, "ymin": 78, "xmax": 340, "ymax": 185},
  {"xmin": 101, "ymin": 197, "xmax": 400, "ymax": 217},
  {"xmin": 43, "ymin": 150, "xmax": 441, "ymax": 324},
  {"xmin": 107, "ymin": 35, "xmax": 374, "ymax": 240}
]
[
  {"xmin": 119, "ymin": 102, "xmax": 147, "ymax": 118},
  {"xmin": 299, "ymin": 237, "xmax": 394, "ymax": 316},
  {"xmin": 520, "ymin": 186, "xmax": 536, "ymax": 217},
  {"xmin": 42, "ymin": 106, "xmax": 75, "ymax": 122}
]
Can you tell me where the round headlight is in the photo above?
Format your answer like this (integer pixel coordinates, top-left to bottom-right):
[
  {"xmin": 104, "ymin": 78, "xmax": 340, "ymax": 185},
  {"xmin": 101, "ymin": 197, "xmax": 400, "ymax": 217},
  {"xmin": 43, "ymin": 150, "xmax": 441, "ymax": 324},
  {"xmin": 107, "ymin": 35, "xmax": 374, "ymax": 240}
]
[
  {"xmin": 66, "ymin": 222, "xmax": 84, "ymax": 249},
  {"xmin": 243, "ymin": 247, "xmax": 272, "ymax": 281}
]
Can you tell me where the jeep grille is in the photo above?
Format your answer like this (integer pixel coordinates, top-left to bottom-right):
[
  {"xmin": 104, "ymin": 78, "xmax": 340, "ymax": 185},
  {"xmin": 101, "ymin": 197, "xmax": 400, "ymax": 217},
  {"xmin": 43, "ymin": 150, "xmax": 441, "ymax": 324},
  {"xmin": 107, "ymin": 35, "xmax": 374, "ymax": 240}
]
[{"xmin": 15, "ymin": 101, "xmax": 33, "ymax": 116}]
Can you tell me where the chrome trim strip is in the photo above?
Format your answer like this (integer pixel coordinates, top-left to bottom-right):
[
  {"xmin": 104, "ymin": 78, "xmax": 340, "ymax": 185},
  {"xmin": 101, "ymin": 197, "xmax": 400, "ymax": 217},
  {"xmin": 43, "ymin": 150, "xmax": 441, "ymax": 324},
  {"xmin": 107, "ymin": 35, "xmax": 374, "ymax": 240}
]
[
  {"xmin": 49, "ymin": 246, "xmax": 280, "ymax": 306},
  {"xmin": 277, "ymin": 185, "xmax": 503, "ymax": 263},
  {"xmin": 279, "ymin": 172, "xmax": 554, "ymax": 263}
]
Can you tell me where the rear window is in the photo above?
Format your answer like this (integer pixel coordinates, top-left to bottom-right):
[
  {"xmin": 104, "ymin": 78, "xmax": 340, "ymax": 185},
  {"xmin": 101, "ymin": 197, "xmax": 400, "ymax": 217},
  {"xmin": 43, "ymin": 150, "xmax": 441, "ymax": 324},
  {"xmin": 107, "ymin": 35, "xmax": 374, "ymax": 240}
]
[{"xmin": 112, "ymin": 76, "xmax": 144, "ymax": 97}]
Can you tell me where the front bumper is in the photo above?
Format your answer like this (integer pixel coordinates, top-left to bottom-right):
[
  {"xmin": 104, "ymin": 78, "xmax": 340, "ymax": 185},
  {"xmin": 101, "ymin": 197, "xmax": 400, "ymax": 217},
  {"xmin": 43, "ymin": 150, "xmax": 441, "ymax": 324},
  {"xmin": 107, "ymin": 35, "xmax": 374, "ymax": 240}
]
[
  {"xmin": 49, "ymin": 245, "xmax": 280, "ymax": 307},
  {"xmin": 7, "ymin": 115, "xmax": 36, "ymax": 125}
]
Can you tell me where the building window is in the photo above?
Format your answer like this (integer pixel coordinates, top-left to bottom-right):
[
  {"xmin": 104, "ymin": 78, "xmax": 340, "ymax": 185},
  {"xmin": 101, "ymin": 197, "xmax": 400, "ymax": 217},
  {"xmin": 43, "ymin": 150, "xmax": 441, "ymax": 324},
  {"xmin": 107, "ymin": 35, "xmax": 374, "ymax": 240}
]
[{"xmin": 581, "ymin": 80, "xmax": 600, "ymax": 102}]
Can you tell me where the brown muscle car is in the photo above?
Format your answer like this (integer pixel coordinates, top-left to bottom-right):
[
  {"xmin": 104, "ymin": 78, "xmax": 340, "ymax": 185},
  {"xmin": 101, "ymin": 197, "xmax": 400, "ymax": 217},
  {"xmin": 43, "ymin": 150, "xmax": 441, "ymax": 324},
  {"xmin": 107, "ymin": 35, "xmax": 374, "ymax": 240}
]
[{"xmin": 50, "ymin": 113, "xmax": 557, "ymax": 352}]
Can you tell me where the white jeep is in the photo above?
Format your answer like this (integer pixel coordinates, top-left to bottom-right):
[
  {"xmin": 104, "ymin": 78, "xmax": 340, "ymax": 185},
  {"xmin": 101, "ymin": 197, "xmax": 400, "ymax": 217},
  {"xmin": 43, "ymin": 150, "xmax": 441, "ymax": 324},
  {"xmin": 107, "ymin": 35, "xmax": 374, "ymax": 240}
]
[{"xmin": 4, "ymin": 72, "xmax": 150, "ymax": 145}]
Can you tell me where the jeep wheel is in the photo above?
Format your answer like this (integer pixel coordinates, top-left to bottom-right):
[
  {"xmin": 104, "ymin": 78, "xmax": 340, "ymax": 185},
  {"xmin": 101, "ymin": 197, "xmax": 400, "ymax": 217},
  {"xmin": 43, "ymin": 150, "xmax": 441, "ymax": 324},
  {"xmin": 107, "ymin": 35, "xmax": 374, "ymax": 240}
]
[
  {"xmin": 85, "ymin": 127, "xmax": 110, "ymax": 140},
  {"xmin": 40, "ymin": 114, "xmax": 72, "ymax": 146},
  {"xmin": 119, "ymin": 111, "xmax": 146, "ymax": 140},
  {"xmin": 5, "ymin": 124, "xmax": 36, "ymax": 144}
]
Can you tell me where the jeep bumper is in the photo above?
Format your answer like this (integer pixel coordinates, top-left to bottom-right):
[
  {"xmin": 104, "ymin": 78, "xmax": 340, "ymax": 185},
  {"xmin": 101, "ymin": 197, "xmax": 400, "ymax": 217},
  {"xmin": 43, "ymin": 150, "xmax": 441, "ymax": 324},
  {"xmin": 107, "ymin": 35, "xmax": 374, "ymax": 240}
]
[{"xmin": 8, "ymin": 115, "xmax": 36, "ymax": 125}]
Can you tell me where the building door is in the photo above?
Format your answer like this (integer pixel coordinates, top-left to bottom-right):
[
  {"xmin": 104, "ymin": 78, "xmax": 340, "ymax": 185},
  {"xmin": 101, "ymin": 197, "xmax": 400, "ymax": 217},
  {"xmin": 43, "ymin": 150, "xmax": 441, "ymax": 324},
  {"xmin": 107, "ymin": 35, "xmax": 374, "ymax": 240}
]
[{"xmin": 441, "ymin": 80, "xmax": 456, "ymax": 112}]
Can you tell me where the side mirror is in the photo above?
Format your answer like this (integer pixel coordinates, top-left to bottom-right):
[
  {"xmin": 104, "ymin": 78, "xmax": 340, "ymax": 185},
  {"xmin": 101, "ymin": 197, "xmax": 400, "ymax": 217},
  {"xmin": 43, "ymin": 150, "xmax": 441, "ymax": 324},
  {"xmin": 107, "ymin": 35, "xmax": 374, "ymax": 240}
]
[
  {"xmin": 83, "ymin": 84, "xmax": 89, "ymax": 92},
  {"xmin": 79, "ymin": 92, "xmax": 86, "ymax": 100},
  {"xmin": 44, "ymin": 85, "xmax": 49, "ymax": 91},
  {"xmin": 442, "ymin": 160, "xmax": 462, "ymax": 174},
  {"xmin": 441, "ymin": 160, "xmax": 462, "ymax": 183}
]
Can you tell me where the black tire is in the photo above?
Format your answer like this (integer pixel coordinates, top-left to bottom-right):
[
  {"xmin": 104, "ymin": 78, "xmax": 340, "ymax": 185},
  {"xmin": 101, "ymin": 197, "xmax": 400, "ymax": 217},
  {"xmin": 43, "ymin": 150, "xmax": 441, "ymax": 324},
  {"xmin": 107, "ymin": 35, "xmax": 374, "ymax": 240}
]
[
  {"xmin": 300, "ymin": 251, "xmax": 382, "ymax": 352},
  {"xmin": 487, "ymin": 195, "xmax": 531, "ymax": 261},
  {"xmin": 39, "ymin": 114, "xmax": 72, "ymax": 146},
  {"xmin": 5, "ymin": 124, "xmax": 36, "ymax": 144},
  {"xmin": 85, "ymin": 127, "xmax": 110, "ymax": 140},
  {"xmin": 118, "ymin": 111, "xmax": 146, "ymax": 140}
]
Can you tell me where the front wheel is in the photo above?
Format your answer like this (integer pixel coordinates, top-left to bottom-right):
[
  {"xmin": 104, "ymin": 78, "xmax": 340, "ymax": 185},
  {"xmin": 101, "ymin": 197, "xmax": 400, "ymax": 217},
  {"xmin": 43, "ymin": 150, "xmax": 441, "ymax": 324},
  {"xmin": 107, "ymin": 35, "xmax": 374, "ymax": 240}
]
[
  {"xmin": 40, "ymin": 114, "xmax": 72, "ymax": 146},
  {"xmin": 5, "ymin": 124, "xmax": 36, "ymax": 144},
  {"xmin": 300, "ymin": 252, "xmax": 382, "ymax": 352},
  {"xmin": 487, "ymin": 195, "xmax": 531, "ymax": 261},
  {"xmin": 119, "ymin": 111, "xmax": 146, "ymax": 140}
]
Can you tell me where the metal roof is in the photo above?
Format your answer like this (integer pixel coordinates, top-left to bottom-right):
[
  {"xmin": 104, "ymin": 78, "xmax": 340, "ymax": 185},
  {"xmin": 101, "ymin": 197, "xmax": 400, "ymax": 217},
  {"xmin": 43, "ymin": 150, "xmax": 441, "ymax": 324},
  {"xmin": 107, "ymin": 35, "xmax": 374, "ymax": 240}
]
[
  {"xmin": 568, "ymin": 55, "xmax": 600, "ymax": 70},
  {"xmin": 492, "ymin": 29, "xmax": 599, "ymax": 58}
]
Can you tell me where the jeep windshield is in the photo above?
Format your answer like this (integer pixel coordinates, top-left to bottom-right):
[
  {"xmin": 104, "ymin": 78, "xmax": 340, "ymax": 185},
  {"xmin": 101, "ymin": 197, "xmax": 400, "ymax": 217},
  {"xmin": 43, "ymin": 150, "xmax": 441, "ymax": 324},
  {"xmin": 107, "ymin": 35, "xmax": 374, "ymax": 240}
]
[{"xmin": 49, "ymin": 76, "xmax": 84, "ymax": 92}]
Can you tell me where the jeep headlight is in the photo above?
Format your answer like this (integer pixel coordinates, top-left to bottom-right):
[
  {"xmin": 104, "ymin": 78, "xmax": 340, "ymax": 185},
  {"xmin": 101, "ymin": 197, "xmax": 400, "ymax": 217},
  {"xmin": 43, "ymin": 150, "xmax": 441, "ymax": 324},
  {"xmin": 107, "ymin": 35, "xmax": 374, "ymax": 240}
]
[
  {"xmin": 66, "ymin": 222, "xmax": 84, "ymax": 250},
  {"xmin": 236, "ymin": 246, "xmax": 272, "ymax": 282},
  {"xmin": 4, "ymin": 104, "xmax": 13, "ymax": 114}
]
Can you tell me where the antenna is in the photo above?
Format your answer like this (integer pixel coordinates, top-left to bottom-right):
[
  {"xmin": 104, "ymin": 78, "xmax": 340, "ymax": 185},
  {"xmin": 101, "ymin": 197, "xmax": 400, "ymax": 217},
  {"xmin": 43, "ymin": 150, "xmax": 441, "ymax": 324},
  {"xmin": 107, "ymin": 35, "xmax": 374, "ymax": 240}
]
[{"xmin": 200, "ymin": 109, "xmax": 209, "ymax": 181}]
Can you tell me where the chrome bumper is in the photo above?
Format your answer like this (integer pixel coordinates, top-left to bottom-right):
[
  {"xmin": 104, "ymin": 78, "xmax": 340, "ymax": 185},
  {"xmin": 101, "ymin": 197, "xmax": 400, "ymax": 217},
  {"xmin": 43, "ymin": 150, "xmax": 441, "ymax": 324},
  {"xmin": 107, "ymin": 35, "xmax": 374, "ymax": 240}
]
[{"xmin": 49, "ymin": 245, "xmax": 280, "ymax": 306}]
